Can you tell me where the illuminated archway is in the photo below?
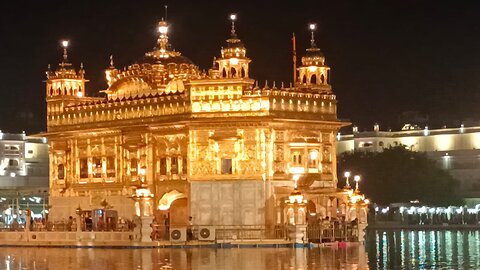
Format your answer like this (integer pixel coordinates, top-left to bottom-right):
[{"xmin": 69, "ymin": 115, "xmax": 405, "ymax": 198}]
[{"xmin": 158, "ymin": 190, "xmax": 186, "ymax": 210}]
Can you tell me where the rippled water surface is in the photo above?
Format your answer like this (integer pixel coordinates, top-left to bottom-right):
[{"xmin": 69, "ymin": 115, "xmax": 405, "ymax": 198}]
[
  {"xmin": 1, "ymin": 230, "xmax": 480, "ymax": 269},
  {"xmin": 366, "ymin": 230, "xmax": 480, "ymax": 269},
  {"xmin": 0, "ymin": 246, "xmax": 367, "ymax": 270}
]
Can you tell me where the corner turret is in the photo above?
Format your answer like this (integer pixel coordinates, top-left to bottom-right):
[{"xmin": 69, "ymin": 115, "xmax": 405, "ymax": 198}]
[
  {"xmin": 296, "ymin": 24, "xmax": 332, "ymax": 93},
  {"xmin": 46, "ymin": 40, "xmax": 88, "ymax": 98},
  {"xmin": 214, "ymin": 14, "xmax": 251, "ymax": 79}
]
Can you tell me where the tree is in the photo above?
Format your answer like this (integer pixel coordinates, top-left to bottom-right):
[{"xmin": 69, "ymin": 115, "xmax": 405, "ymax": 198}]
[{"xmin": 338, "ymin": 146, "xmax": 462, "ymax": 206}]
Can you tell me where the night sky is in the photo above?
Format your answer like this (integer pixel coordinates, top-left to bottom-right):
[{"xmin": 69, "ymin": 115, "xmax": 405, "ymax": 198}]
[{"xmin": 2, "ymin": 0, "xmax": 480, "ymax": 134}]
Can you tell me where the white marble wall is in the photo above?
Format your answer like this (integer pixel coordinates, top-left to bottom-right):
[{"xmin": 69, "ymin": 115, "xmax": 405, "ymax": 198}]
[{"xmin": 190, "ymin": 181, "xmax": 266, "ymax": 225}]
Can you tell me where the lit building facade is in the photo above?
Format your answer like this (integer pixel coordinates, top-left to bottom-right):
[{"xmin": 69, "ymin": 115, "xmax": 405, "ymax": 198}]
[
  {"xmin": 337, "ymin": 124, "xmax": 480, "ymax": 205},
  {"xmin": 43, "ymin": 17, "xmax": 356, "ymax": 226},
  {"xmin": 0, "ymin": 132, "xmax": 49, "ymax": 223}
]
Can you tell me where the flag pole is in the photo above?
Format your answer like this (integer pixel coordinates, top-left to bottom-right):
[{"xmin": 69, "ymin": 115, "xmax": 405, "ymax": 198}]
[{"xmin": 292, "ymin": 33, "xmax": 297, "ymax": 86}]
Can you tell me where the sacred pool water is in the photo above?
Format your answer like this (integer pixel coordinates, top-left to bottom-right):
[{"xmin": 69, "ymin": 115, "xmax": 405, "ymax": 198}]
[{"xmin": 0, "ymin": 230, "xmax": 479, "ymax": 269}]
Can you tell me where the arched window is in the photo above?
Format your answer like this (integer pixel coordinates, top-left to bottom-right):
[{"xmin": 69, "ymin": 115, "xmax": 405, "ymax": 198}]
[
  {"xmin": 241, "ymin": 67, "xmax": 246, "ymax": 78},
  {"xmin": 310, "ymin": 74, "xmax": 317, "ymax": 84},
  {"xmin": 230, "ymin": 67, "xmax": 237, "ymax": 78},
  {"xmin": 130, "ymin": 158, "xmax": 138, "ymax": 176},
  {"xmin": 80, "ymin": 158, "xmax": 88, "ymax": 178},
  {"xmin": 8, "ymin": 159, "xmax": 19, "ymax": 167},
  {"xmin": 58, "ymin": 164, "xmax": 65, "ymax": 180},
  {"xmin": 320, "ymin": 74, "xmax": 325, "ymax": 84},
  {"xmin": 302, "ymin": 75, "xmax": 307, "ymax": 84},
  {"xmin": 222, "ymin": 68, "xmax": 227, "ymax": 78},
  {"xmin": 171, "ymin": 156, "xmax": 178, "ymax": 174},
  {"xmin": 159, "ymin": 157, "xmax": 167, "ymax": 175}
]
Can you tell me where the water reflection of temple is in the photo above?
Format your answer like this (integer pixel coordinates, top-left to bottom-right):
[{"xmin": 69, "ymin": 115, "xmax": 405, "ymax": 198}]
[
  {"xmin": 367, "ymin": 230, "xmax": 480, "ymax": 269},
  {"xmin": 42, "ymin": 15, "xmax": 368, "ymax": 231}
]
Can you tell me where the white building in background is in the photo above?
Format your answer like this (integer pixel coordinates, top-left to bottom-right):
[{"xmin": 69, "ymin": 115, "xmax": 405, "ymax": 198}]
[
  {"xmin": 0, "ymin": 132, "xmax": 49, "ymax": 223},
  {"xmin": 337, "ymin": 124, "xmax": 480, "ymax": 206}
]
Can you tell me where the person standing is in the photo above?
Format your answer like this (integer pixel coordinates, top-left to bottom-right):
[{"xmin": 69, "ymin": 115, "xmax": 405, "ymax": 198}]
[
  {"xmin": 66, "ymin": 216, "xmax": 73, "ymax": 231},
  {"xmin": 164, "ymin": 215, "xmax": 170, "ymax": 240},
  {"xmin": 187, "ymin": 216, "xmax": 193, "ymax": 240}
]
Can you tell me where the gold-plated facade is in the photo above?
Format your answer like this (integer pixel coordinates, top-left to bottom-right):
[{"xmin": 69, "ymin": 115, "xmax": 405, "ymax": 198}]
[{"xmin": 43, "ymin": 18, "xmax": 349, "ymax": 226}]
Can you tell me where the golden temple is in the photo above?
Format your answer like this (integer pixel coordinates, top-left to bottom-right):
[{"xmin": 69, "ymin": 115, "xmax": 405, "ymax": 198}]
[{"xmin": 42, "ymin": 15, "xmax": 365, "ymax": 228}]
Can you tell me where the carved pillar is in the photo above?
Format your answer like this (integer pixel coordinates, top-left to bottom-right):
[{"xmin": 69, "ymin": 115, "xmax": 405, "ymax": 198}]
[
  {"xmin": 87, "ymin": 139, "xmax": 92, "ymax": 178},
  {"xmin": 101, "ymin": 137, "xmax": 106, "ymax": 178},
  {"xmin": 74, "ymin": 139, "xmax": 79, "ymax": 184}
]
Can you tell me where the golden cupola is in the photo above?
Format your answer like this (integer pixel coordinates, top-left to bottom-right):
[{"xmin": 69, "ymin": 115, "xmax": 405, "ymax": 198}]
[
  {"xmin": 214, "ymin": 14, "xmax": 251, "ymax": 79},
  {"xmin": 297, "ymin": 24, "xmax": 332, "ymax": 94},
  {"xmin": 46, "ymin": 40, "xmax": 88, "ymax": 99},
  {"xmin": 103, "ymin": 19, "xmax": 202, "ymax": 100}
]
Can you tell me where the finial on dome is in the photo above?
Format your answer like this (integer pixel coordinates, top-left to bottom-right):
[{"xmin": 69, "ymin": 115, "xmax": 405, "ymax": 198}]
[
  {"xmin": 309, "ymin": 23, "xmax": 317, "ymax": 48},
  {"xmin": 109, "ymin": 55, "xmax": 114, "ymax": 68},
  {"xmin": 230, "ymin": 14, "xmax": 237, "ymax": 37},
  {"xmin": 61, "ymin": 40, "xmax": 69, "ymax": 63},
  {"xmin": 80, "ymin": 62, "xmax": 84, "ymax": 70},
  {"xmin": 264, "ymin": 80, "xmax": 269, "ymax": 89},
  {"xmin": 272, "ymin": 81, "xmax": 276, "ymax": 89},
  {"xmin": 281, "ymin": 82, "xmax": 284, "ymax": 88}
]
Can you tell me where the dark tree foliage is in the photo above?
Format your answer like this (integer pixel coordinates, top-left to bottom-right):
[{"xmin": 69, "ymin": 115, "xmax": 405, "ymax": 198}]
[{"xmin": 337, "ymin": 146, "xmax": 463, "ymax": 206}]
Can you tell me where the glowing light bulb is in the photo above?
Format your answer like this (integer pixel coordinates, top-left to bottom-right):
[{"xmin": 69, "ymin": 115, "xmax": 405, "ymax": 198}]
[
  {"xmin": 62, "ymin": 40, "xmax": 69, "ymax": 47},
  {"xmin": 76, "ymin": 91, "xmax": 83, "ymax": 98},
  {"xmin": 344, "ymin": 171, "xmax": 350, "ymax": 178},
  {"xmin": 230, "ymin": 14, "xmax": 237, "ymax": 21},
  {"xmin": 309, "ymin": 24, "xmax": 316, "ymax": 31},
  {"xmin": 159, "ymin": 25, "xmax": 168, "ymax": 34}
]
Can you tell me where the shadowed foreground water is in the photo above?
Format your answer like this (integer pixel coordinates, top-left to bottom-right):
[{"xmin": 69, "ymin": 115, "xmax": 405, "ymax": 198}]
[{"xmin": 1, "ymin": 230, "xmax": 480, "ymax": 269}]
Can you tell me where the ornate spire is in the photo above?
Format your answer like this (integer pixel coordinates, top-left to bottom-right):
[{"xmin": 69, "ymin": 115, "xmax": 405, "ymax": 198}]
[
  {"xmin": 222, "ymin": 13, "xmax": 246, "ymax": 58},
  {"xmin": 226, "ymin": 13, "xmax": 242, "ymax": 46},
  {"xmin": 157, "ymin": 20, "xmax": 169, "ymax": 57},
  {"xmin": 301, "ymin": 23, "xmax": 325, "ymax": 66},
  {"xmin": 230, "ymin": 14, "xmax": 237, "ymax": 38},
  {"xmin": 295, "ymin": 22, "xmax": 331, "ymax": 92},
  {"xmin": 109, "ymin": 55, "xmax": 115, "ymax": 68},
  {"xmin": 145, "ymin": 18, "xmax": 180, "ymax": 59},
  {"xmin": 46, "ymin": 39, "xmax": 88, "ymax": 98},
  {"xmin": 309, "ymin": 23, "xmax": 317, "ymax": 48},
  {"xmin": 59, "ymin": 40, "xmax": 72, "ymax": 69},
  {"xmin": 62, "ymin": 40, "xmax": 69, "ymax": 62}
]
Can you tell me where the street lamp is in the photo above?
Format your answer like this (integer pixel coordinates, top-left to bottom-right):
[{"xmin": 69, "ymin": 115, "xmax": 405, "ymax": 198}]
[
  {"xmin": 344, "ymin": 171, "xmax": 351, "ymax": 189},
  {"xmin": 354, "ymin": 175, "xmax": 361, "ymax": 191}
]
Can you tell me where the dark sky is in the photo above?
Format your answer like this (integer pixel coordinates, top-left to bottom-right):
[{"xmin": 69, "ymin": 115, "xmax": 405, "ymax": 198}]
[{"xmin": 2, "ymin": 0, "xmax": 480, "ymax": 134}]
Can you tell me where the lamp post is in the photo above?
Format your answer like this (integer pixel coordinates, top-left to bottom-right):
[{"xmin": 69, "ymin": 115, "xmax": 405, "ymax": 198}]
[
  {"xmin": 130, "ymin": 166, "xmax": 154, "ymax": 242},
  {"xmin": 344, "ymin": 171, "xmax": 351, "ymax": 189},
  {"xmin": 354, "ymin": 175, "xmax": 361, "ymax": 191}
]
